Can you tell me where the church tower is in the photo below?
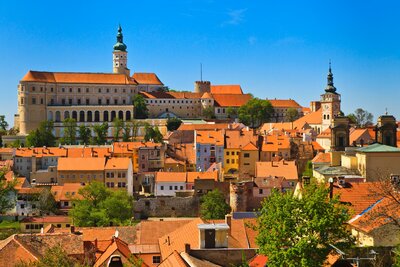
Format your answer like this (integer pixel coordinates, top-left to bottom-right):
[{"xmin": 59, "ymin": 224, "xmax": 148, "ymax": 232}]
[
  {"xmin": 375, "ymin": 114, "xmax": 398, "ymax": 147},
  {"xmin": 113, "ymin": 25, "xmax": 130, "ymax": 76},
  {"xmin": 321, "ymin": 63, "xmax": 341, "ymax": 131}
]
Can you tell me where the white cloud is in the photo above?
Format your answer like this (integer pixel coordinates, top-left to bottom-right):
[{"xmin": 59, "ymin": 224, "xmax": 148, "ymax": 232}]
[{"xmin": 223, "ymin": 8, "xmax": 247, "ymax": 25}]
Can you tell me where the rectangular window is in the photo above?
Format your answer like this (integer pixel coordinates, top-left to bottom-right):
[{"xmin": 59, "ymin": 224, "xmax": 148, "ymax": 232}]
[
  {"xmin": 86, "ymin": 98, "xmax": 89, "ymax": 105},
  {"xmin": 161, "ymin": 186, "xmax": 164, "ymax": 190},
  {"xmin": 244, "ymin": 153, "xmax": 250, "ymax": 158},
  {"xmin": 153, "ymin": 256, "xmax": 161, "ymax": 264},
  {"xmin": 69, "ymin": 99, "xmax": 72, "ymax": 105},
  {"xmin": 259, "ymin": 189, "xmax": 263, "ymax": 194},
  {"xmin": 62, "ymin": 99, "xmax": 66, "ymax": 105},
  {"xmin": 114, "ymin": 99, "xmax": 118, "ymax": 105},
  {"xmin": 180, "ymin": 186, "xmax": 183, "ymax": 190},
  {"xmin": 174, "ymin": 186, "xmax": 178, "ymax": 190},
  {"xmin": 169, "ymin": 186, "xmax": 172, "ymax": 190},
  {"xmin": 31, "ymin": 97, "xmax": 36, "ymax": 105},
  {"xmin": 226, "ymin": 159, "xmax": 230, "ymax": 164},
  {"xmin": 40, "ymin": 98, "xmax": 44, "ymax": 104},
  {"xmin": 106, "ymin": 99, "xmax": 110, "ymax": 105}
]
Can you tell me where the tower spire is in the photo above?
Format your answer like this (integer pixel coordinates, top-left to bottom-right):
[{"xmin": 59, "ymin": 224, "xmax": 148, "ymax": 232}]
[
  {"xmin": 325, "ymin": 61, "xmax": 337, "ymax": 93},
  {"xmin": 114, "ymin": 25, "xmax": 127, "ymax": 52}
]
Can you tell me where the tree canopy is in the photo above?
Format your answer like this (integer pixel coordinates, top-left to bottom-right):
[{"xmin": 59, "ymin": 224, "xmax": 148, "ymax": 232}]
[
  {"xmin": 37, "ymin": 187, "xmax": 58, "ymax": 215},
  {"xmin": 285, "ymin": 108, "xmax": 299, "ymax": 122},
  {"xmin": 144, "ymin": 124, "xmax": 163, "ymax": 143},
  {"xmin": 69, "ymin": 182, "xmax": 133, "ymax": 227},
  {"xmin": 255, "ymin": 183, "xmax": 353, "ymax": 267},
  {"xmin": 112, "ymin": 118, "xmax": 124, "ymax": 141},
  {"xmin": 59, "ymin": 118, "xmax": 77, "ymax": 145},
  {"xmin": 133, "ymin": 94, "xmax": 149, "ymax": 119},
  {"xmin": 238, "ymin": 98, "xmax": 274, "ymax": 128},
  {"xmin": 166, "ymin": 117, "xmax": 182, "ymax": 131},
  {"xmin": 202, "ymin": 106, "xmax": 215, "ymax": 119},
  {"xmin": 348, "ymin": 108, "xmax": 374, "ymax": 127},
  {"xmin": 26, "ymin": 121, "xmax": 56, "ymax": 147},
  {"xmin": 0, "ymin": 168, "xmax": 16, "ymax": 214},
  {"xmin": 200, "ymin": 189, "xmax": 231, "ymax": 219},
  {"xmin": 91, "ymin": 123, "xmax": 109, "ymax": 145}
]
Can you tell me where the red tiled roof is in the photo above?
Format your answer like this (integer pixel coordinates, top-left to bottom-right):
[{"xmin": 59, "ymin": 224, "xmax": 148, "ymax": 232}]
[
  {"xmin": 210, "ymin": 85, "xmax": 243, "ymax": 94},
  {"xmin": 20, "ymin": 216, "xmax": 71, "ymax": 224},
  {"xmin": 51, "ymin": 183, "xmax": 84, "ymax": 202},
  {"xmin": 293, "ymin": 109, "xmax": 322, "ymax": 126},
  {"xmin": 242, "ymin": 142, "xmax": 258, "ymax": 151},
  {"xmin": 21, "ymin": 70, "xmax": 137, "ymax": 85},
  {"xmin": 312, "ymin": 152, "xmax": 331, "ymax": 164},
  {"xmin": 268, "ymin": 99, "xmax": 302, "ymax": 108},
  {"xmin": 317, "ymin": 128, "xmax": 331, "ymax": 138},
  {"xmin": 255, "ymin": 161, "xmax": 298, "ymax": 180},
  {"xmin": 105, "ymin": 157, "xmax": 131, "ymax": 170},
  {"xmin": 58, "ymin": 157, "xmax": 105, "ymax": 171},
  {"xmin": 159, "ymin": 250, "xmax": 188, "ymax": 267},
  {"xmin": 133, "ymin": 72, "xmax": 163, "ymax": 85},
  {"xmin": 312, "ymin": 141, "xmax": 325, "ymax": 152},
  {"xmin": 196, "ymin": 130, "xmax": 224, "ymax": 145},
  {"xmin": 213, "ymin": 94, "xmax": 252, "ymax": 107},
  {"xmin": 156, "ymin": 172, "xmax": 187, "ymax": 183},
  {"xmin": 249, "ymin": 255, "xmax": 268, "ymax": 267},
  {"xmin": 137, "ymin": 220, "xmax": 193, "ymax": 245}
]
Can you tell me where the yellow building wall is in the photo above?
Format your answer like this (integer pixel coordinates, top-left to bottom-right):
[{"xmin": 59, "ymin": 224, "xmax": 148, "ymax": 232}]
[
  {"xmin": 224, "ymin": 149, "xmax": 240, "ymax": 173},
  {"xmin": 239, "ymin": 150, "xmax": 258, "ymax": 178},
  {"xmin": 341, "ymin": 155, "xmax": 358, "ymax": 170},
  {"xmin": 357, "ymin": 152, "xmax": 400, "ymax": 181},
  {"xmin": 58, "ymin": 170, "xmax": 104, "ymax": 185}
]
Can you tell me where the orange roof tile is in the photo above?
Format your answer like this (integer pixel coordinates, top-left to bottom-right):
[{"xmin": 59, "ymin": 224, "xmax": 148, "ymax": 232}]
[
  {"xmin": 66, "ymin": 147, "xmax": 111, "ymax": 158},
  {"xmin": 255, "ymin": 161, "xmax": 298, "ymax": 180},
  {"xmin": 242, "ymin": 142, "xmax": 258, "ymax": 151},
  {"xmin": 167, "ymin": 143, "xmax": 196, "ymax": 165},
  {"xmin": 213, "ymin": 94, "xmax": 252, "ymax": 107},
  {"xmin": 94, "ymin": 238, "xmax": 139, "ymax": 267},
  {"xmin": 178, "ymin": 123, "xmax": 232, "ymax": 131},
  {"xmin": 20, "ymin": 216, "xmax": 71, "ymax": 224},
  {"xmin": 210, "ymin": 85, "xmax": 243, "ymax": 94},
  {"xmin": 186, "ymin": 171, "xmax": 218, "ymax": 183},
  {"xmin": 225, "ymin": 129, "xmax": 258, "ymax": 149},
  {"xmin": 15, "ymin": 147, "xmax": 67, "ymax": 158},
  {"xmin": 201, "ymin": 92, "xmax": 213, "ymax": 99},
  {"xmin": 133, "ymin": 72, "xmax": 163, "ymax": 85},
  {"xmin": 51, "ymin": 183, "xmax": 84, "ymax": 202},
  {"xmin": 156, "ymin": 172, "xmax": 187, "ymax": 183},
  {"xmin": 312, "ymin": 152, "xmax": 331, "ymax": 164},
  {"xmin": 333, "ymin": 182, "xmax": 382, "ymax": 215},
  {"xmin": 196, "ymin": 130, "xmax": 224, "ymax": 145},
  {"xmin": 159, "ymin": 250, "xmax": 188, "ymax": 267},
  {"xmin": 317, "ymin": 128, "xmax": 331, "ymax": 138},
  {"xmin": 105, "ymin": 157, "xmax": 131, "ymax": 170},
  {"xmin": 249, "ymin": 255, "xmax": 268, "ymax": 267},
  {"xmin": 21, "ymin": 70, "xmax": 137, "ymax": 84},
  {"xmin": 58, "ymin": 157, "xmax": 105, "ymax": 171},
  {"xmin": 261, "ymin": 134, "xmax": 290, "ymax": 152},
  {"xmin": 137, "ymin": 220, "xmax": 193, "ymax": 245},
  {"xmin": 268, "ymin": 99, "xmax": 301, "ymax": 108},
  {"xmin": 293, "ymin": 109, "xmax": 322, "ymax": 126},
  {"xmin": 312, "ymin": 141, "xmax": 325, "ymax": 152}
]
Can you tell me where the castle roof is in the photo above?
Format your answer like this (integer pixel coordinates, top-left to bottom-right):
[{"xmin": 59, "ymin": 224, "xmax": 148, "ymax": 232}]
[
  {"xmin": 132, "ymin": 72, "xmax": 163, "ymax": 85},
  {"xmin": 210, "ymin": 85, "xmax": 243, "ymax": 94}
]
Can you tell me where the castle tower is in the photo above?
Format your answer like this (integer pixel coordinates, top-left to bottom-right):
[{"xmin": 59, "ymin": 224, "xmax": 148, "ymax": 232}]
[
  {"xmin": 194, "ymin": 81, "xmax": 211, "ymax": 94},
  {"xmin": 330, "ymin": 116, "xmax": 350, "ymax": 151},
  {"xmin": 375, "ymin": 114, "xmax": 398, "ymax": 147},
  {"xmin": 321, "ymin": 63, "xmax": 341, "ymax": 131},
  {"xmin": 113, "ymin": 25, "xmax": 130, "ymax": 76}
]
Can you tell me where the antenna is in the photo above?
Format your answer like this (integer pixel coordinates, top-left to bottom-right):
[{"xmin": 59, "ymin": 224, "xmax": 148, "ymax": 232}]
[
  {"xmin": 385, "ymin": 107, "xmax": 388, "ymax": 115},
  {"xmin": 200, "ymin": 63, "xmax": 203, "ymax": 82}
]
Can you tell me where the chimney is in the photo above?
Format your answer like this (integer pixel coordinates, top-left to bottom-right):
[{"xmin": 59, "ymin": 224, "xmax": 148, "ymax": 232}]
[
  {"xmin": 95, "ymin": 238, "xmax": 98, "ymax": 250},
  {"xmin": 70, "ymin": 225, "xmax": 75, "ymax": 234},
  {"xmin": 184, "ymin": 243, "xmax": 191, "ymax": 253},
  {"xmin": 225, "ymin": 214, "xmax": 232, "ymax": 235}
]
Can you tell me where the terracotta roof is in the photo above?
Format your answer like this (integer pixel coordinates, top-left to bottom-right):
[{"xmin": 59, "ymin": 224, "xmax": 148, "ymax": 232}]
[
  {"xmin": 21, "ymin": 70, "xmax": 137, "ymax": 84},
  {"xmin": 312, "ymin": 152, "xmax": 331, "ymax": 164},
  {"xmin": 113, "ymin": 142, "xmax": 161, "ymax": 154},
  {"xmin": 156, "ymin": 172, "xmax": 187, "ymax": 183},
  {"xmin": 317, "ymin": 128, "xmax": 331, "ymax": 138},
  {"xmin": 133, "ymin": 72, "xmax": 163, "ymax": 85},
  {"xmin": 312, "ymin": 141, "xmax": 325, "ymax": 152},
  {"xmin": 66, "ymin": 147, "xmax": 111, "ymax": 158},
  {"xmin": 159, "ymin": 250, "xmax": 189, "ymax": 267},
  {"xmin": 186, "ymin": 171, "xmax": 218, "ymax": 183},
  {"xmin": 255, "ymin": 161, "xmax": 298, "ymax": 180},
  {"xmin": 293, "ymin": 109, "xmax": 322, "ymax": 126},
  {"xmin": 94, "ymin": 238, "xmax": 137, "ymax": 267},
  {"xmin": 249, "ymin": 255, "xmax": 268, "ymax": 267},
  {"xmin": 349, "ymin": 128, "xmax": 372, "ymax": 145},
  {"xmin": 51, "ymin": 183, "xmax": 84, "ymax": 202},
  {"xmin": 20, "ymin": 216, "xmax": 71, "ymax": 224},
  {"xmin": 15, "ymin": 147, "xmax": 67, "ymax": 158},
  {"xmin": 242, "ymin": 142, "xmax": 258, "ymax": 151},
  {"xmin": 201, "ymin": 92, "xmax": 213, "ymax": 99},
  {"xmin": 196, "ymin": 130, "xmax": 224, "ymax": 145},
  {"xmin": 302, "ymin": 107, "xmax": 311, "ymax": 114},
  {"xmin": 178, "ymin": 123, "xmax": 235, "ymax": 131},
  {"xmin": 225, "ymin": 129, "xmax": 258, "ymax": 149},
  {"xmin": 105, "ymin": 157, "xmax": 131, "ymax": 170},
  {"xmin": 0, "ymin": 235, "xmax": 37, "ymax": 267},
  {"xmin": 260, "ymin": 122, "xmax": 296, "ymax": 132},
  {"xmin": 333, "ymin": 182, "xmax": 382, "ymax": 215},
  {"xmin": 167, "ymin": 143, "xmax": 196, "ymax": 164},
  {"xmin": 261, "ymin": 134, "xmax": 290, "ymax": 152},
  {"xmin": 210, "ymin": 85, "xmax": 243, "ymax": 94},
  {"xmin": 137, "ymin": 220, "xmax": 193, "ymax": 245},
  {"xmin": 58, "ymin": 157, "xmax": 105, "ymax": 171},
  {"xmin": 213, "ymin": 94, "xmax": 252, "ymax": 107},
  {"xmin": 140, "ymin": 91, "xmax": 202, "ymax": 99},
  {"xmin": 268, "ymin": 99, "xmax": 302, "ymax": 108},
  {"xmin": 348, "ymin": 197, "xmax": 398, "ymax": 233}
]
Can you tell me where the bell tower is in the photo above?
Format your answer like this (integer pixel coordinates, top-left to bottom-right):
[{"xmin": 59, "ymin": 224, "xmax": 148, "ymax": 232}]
[
  {"xmin": 375, "ymin": 114, "xmax": 398, "ymax": 147},
  {"xmin": 321, "ymin": 62, "xmax": 341, "ymax": 131},
  {"xmin": 113, "ymin": 25, "xmax": 130, "ymax": 76}
]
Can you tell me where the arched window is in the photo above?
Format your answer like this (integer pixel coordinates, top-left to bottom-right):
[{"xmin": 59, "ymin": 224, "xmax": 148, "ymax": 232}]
[
  {"xmin": 55, "ymin": 111, "xmax": 61, "ymax": 122},
  {"xmin": 111, "ymin": 111, "xmax": 116, "ymax": 121},
  {"xmin": 103, "ymin": 111, "xmax": 109, "ymax": 122},
  {"xmin": 79, "ymin": 111, "xmax": 85, "ymax": 122},
  {"xmin": 323, "ymin": 114, "xmax": 326, "ymax": 120},
  {"xmin": 72, "ymin": 111, "xmax": 78, "ymax": 120},
  {"xmin": 118, "ymin": 110, "xmax": 123, "ymax": 120},
  {"xmin": 126, "ymin": 111, "xmax": 131, "ymax": 121},
  {"xmin": 87, "ymin": 111, "xmax": 93, "ymax": 122},
  {"xmin": 94, "ymin": 111, "xmax": 100, "ymax": 122},
  {"xmin": 48, "ymin": 111, "xmax": 53, "ymax": 121},
  {"xmin": 327, "ymin": 114, "xmax": 330, "ymax": 120},
  {"xmin": 64, "ymin": 111, "xmax": 70, "ymax": 120}
]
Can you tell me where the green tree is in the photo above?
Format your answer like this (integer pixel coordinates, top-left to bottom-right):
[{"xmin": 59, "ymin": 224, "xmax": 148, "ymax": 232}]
[
  {"xmin": 124, "ymin": 256, "xmax": 144, "ymax": 267},
  {"xmin": 78, "ymin": 125, "xmax": 91, "ymax": 145},
  {"xmin": 26, "ymin": 121, "xmax": 56, "ymax": 147},
  {"xmin": 200, "ymin": 189, "xmax": 231, "ymax": 219},
  {"xmin": 226, "ymin": 107, "xmax": 238, "ymax": 119},
  {"xmin": 348, "ymin": 108, "xmax": 374, "ymax": 127},
  {"xmin": 166, "ymin": 117, "xmax": 182, "ymax": 131},
  {"xmin": 285, "ymin": 107, "xmax": 299, "ymax": 122},
  {"xmin": 0, "ymin": 168, "xmax": 17, "ymax": 214},
  {"xmin": 60, "ymin": 118, "xmax": 77, "ymax": 145},
  {"xmin": 70, "ymin": 182, "xmax": 133, "ymax": 227},
  {"xmin": 132, "ymin": 94, "xmax": 149, "ymax": 119},
  {"xmin": 122, "ymin": 121, "xmax": 132, "ymax": 142},
  {"xmin": 255, "ymin": 183, "xmax": 353, "ymax": 267},
  {"xmin": 91, "ymin": 123, "xmax": 109, "ymax": 145},
  {"xmin": 202, "ymin": 106, "xmax": 215, "ymax": 119},
  {"xmin": 144, "ymin": 124, "xmax": 163, "ymax": 143},
  {"xmin": 113, "ymin": 118, "xmax": 124, "ymax": 141},
  {"xmin": 131, "ymin": 120, "xmax": 143, "ymax": 141},
  {"xmin": 238, "ymin": 98, "xmax": 273, "ymax": 128},
  {"xmin": 0, "ymin": 115, "xmax": 8, "ymax": 147},
  {"xmin": 37, "ymin": 188, "xmax": 58, "ymax": 215}
]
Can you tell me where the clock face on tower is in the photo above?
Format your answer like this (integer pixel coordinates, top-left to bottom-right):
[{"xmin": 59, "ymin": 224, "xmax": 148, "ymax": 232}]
[{"xmin": 323, "ymin": 104, "xmax": 330, "ymax": 111}]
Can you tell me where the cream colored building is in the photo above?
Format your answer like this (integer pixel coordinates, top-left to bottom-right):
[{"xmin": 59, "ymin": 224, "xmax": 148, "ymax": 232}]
[{"xmin": 16, "ymin": 26, "xmax": 164, "ymax": 138}]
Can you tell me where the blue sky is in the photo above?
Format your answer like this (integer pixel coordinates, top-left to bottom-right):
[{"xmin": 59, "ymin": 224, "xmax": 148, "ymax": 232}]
[{"xmin": 1, "ymin": 0, "xmax": 400, "ymax": 127}]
